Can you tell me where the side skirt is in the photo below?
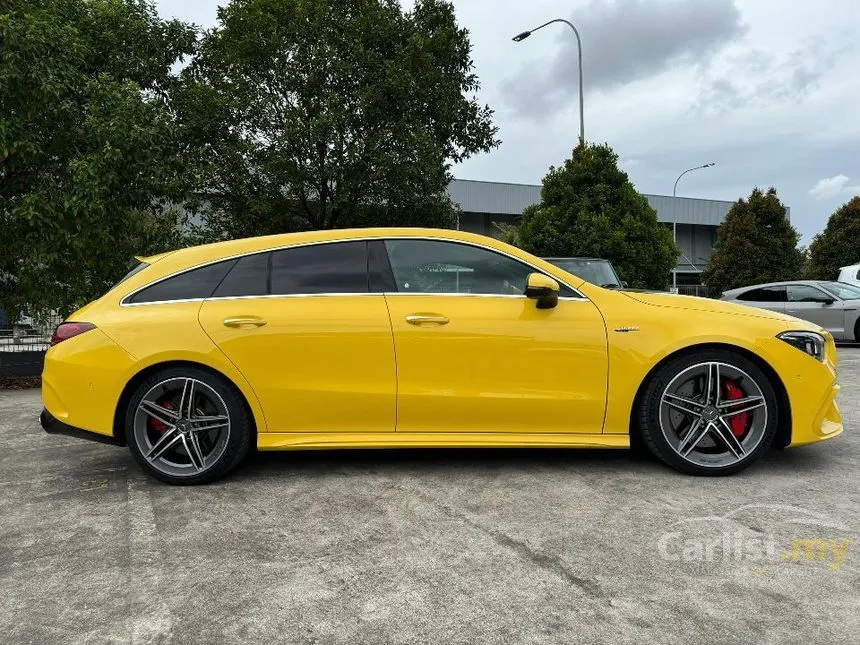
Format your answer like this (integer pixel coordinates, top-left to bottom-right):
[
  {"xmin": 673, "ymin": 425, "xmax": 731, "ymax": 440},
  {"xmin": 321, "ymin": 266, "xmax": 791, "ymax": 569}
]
[{"xmin": 257, "ymin": 432, "xmax": 630, "ymax": 451}]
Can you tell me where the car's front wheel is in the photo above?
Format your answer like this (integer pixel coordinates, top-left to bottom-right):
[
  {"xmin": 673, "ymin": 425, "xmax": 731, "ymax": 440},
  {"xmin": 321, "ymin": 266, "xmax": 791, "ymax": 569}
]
[
  {"xmin": 638, "ymin": 349, "xmax": 779, "ymax": 476},
  {"xmin": 125, "ymin": 366, "xmax": 253, "ymax": 485}
]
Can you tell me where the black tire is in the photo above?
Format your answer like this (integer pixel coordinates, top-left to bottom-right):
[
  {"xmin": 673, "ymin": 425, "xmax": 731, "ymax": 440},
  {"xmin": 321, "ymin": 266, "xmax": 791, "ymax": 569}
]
[
  {"xmin": 854, "ymin": 318, "xmax": 860, "ymax": 343},
  {"xmin": 638, "ymin": 349, "xmax": 779, "ymax": 476},
  {"xmin": 125, "ymin": 366, "xmax": 254, "ymax": 485}
]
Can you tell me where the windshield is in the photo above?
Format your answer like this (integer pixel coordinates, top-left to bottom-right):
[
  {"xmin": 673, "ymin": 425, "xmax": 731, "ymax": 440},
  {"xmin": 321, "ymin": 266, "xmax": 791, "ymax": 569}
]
[
  {"xmin": 546, "ymin": 258, "xmax": 621, "ymax": 288},
  {"xmin": 819, "ymin": 281, "xmax": 860, "ymax": 300}
]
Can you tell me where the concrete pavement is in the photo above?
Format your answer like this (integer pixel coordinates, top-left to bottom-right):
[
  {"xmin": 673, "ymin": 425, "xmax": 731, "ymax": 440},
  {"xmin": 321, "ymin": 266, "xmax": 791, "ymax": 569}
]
[{"xmin": 1, "ymin": 351, "xmax": 858, "ymax": 644}]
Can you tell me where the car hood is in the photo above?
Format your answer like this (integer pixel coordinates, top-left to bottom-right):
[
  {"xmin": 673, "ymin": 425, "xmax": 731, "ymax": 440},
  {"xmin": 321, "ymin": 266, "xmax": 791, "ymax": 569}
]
[{"xmin": 621, "ymin": 290, "xmax": 799, "ymax": 323}]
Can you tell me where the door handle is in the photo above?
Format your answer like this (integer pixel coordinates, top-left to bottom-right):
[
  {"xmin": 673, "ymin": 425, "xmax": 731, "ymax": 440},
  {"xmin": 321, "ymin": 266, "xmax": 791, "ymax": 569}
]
[
  {"xmin": 223, "ymin": 316, "xmax": 267, "ymax": 328},
  {"xmin": 405, "ymin": 314, "xmax": 449, "ymax": 326}
]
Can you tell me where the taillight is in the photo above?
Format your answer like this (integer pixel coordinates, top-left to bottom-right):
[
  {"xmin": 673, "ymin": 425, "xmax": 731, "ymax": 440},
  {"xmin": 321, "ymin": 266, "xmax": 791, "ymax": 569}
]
[{"xmin": 50, "ymin": 322, "xmax": 96, "ymax": 346}]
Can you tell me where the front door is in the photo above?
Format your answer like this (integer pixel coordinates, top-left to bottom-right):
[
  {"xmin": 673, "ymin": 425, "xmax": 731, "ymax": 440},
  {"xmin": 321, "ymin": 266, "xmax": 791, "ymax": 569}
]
[
  {"xmin": 198, "ymin": 241, "xmax": 396, "ymax": 433},
  {"xmin": 786, "ymin": 284, "xmax": 845, "ymax": 339},
  {"xmin": 379, "ymin": 239, "xmax": 608, "ymax": 434}
]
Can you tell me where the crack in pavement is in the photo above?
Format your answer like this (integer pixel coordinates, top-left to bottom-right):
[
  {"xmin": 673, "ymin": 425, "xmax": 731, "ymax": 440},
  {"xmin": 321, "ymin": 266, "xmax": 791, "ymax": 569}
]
[{"xmin": 395, "ymin": 482, "xmax": 602, "ymax": 598}]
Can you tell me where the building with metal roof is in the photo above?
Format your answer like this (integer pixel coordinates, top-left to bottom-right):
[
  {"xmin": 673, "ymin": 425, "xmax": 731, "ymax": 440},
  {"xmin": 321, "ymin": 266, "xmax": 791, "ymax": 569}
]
[{"xmin": 446, "ymin": 178, "xmax": 787, "ymax": 289}]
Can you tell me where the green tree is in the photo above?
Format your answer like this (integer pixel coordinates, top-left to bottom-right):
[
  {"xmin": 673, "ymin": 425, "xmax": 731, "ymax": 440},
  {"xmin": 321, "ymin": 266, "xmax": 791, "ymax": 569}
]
[
  {"xmin": 177, "ymin": 0, "xmax": 498, "ymax": 240},
  {"xmin": 702, "ymin": 187, "xmax": 803, "ymax": 295},
  {"xmin": 806, "ymin": 197, "xmax": 860, "ymax": 279},
  {"xmin": 0, "ymin": 0, "xmax": 195, "ymax": 318},
  {"xmin": 514, "ymin": 143, "xmax": 678, "ymax": 289}
]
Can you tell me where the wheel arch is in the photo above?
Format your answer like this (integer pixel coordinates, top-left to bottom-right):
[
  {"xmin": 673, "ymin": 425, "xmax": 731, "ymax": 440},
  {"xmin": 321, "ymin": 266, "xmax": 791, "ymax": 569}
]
[
  {"xmin": 113, "ymin": 360, "xmax": 260, "ymax": 445},
  {"xmin": 629, "ymin": 342, "xmax": 792, "ymax": 450}
]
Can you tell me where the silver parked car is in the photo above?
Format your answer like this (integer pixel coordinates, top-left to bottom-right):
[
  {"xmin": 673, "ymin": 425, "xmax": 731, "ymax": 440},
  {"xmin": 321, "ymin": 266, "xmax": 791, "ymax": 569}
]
[{"xmin": 721, "ymin": 280, "xmax": 860, "ymax": 341}]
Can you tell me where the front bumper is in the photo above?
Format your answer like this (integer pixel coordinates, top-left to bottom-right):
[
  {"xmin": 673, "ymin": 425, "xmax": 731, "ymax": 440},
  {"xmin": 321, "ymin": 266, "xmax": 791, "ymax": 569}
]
[
  {"xmin": 757, "ymin": 334, "xmax": 844, "ymax": 448},
  {"xmin": 40, "ymin": 408, "xmax": 121, "ymax": 446}
]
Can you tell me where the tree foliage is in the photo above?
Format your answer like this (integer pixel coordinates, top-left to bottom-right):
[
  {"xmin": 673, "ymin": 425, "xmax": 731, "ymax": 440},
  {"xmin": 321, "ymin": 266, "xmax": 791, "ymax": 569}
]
[
  {"xmin": 805, "ymin": 197, "xmax": 860, "ymax": 280},
  {"xmin": 0, "ymin": 0, "xmax": 196, "ymax": 317},
  {"xmin": 513, "ymin": 143, "xmax": 678, "ymax": 289},
  {"xmin": 177, "ymin": 0, "xmax": 498, "ymax": 240},
  {"xmin": 702, "ymin": 187, "xmax": 803, "ymax": 295}
]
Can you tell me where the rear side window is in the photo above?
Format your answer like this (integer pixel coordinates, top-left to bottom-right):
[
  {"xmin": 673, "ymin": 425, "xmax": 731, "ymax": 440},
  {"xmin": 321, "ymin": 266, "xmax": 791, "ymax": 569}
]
[
  {"xmin": 736, "ymin": 287, "xmax": 786, "ymax": 302},
  {"xmin": 213, "ymin": 252, "xmax": 269, "ymax": 298},
  {"xmin": 126, "ymin": 260, "xmax": 236, "ymax": 304},
  {"xmin": 270, "ymin": 241, "xmax": 368, "ymax": 295}
]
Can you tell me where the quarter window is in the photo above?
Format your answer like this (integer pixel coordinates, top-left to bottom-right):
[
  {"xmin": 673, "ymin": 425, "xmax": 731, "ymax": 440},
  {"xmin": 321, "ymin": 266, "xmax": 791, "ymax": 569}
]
[
  {"xmin": 126, "ymin": 260, "xmax": 236, "ymax": 304},
  {"xmin": 270, "ymin": 241, "xmax": 368, "ymax": 295},
  {"xmin": 736, "ymin": 287, "xmax": 786, "ymax": 303},
  {"xmin": 384, "ymin": 240, "xmax": 554, "ymax": 296},
  {"xmin": 213, "ymin": 252, "xmax": 269, "ymax": 298}
]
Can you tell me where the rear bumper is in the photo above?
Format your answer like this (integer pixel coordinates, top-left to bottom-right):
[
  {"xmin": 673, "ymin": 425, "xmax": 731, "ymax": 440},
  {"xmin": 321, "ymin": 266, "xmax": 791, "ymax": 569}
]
[{"xmin": 40, "ymin": 408, "xmax": 121, "ymax": 446}]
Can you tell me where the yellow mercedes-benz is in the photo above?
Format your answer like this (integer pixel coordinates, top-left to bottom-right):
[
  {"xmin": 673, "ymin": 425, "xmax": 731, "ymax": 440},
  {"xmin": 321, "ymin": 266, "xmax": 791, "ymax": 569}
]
[{"xmin": 40, "ymin": 228, "xmax": 842, "ymax": 484}]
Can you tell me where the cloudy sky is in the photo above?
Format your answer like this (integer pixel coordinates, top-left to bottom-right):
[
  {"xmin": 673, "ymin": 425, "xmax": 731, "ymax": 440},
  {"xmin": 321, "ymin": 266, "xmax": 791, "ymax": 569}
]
[{"xmin": 156, "ymin": 0, "xmax": 860, "ymax": 243}]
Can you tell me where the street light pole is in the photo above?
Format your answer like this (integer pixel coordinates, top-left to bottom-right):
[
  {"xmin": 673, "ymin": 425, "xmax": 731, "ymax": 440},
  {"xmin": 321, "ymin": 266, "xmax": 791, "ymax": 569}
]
[
  {"xmin": 513, "ymin": 19, "xmax": 584, "ymax": 146},
  {"xmin": 671, "ymin": 162, "xmax": 715, "ymax": 291}
]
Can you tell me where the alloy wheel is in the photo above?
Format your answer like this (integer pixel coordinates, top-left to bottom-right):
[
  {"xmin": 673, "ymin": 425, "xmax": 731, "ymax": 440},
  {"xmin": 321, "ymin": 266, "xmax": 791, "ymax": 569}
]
[
  {"xmin": 133, "ymin": 377, "xmax": 232, "ymax": 478},
  {"xmin": 658, "ymin": 361, "xmax": 768, "ymax": 468}
]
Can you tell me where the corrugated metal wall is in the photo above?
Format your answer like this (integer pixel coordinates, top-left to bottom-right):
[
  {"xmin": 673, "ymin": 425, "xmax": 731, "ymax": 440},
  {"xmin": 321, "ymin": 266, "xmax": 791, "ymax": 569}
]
[{"xmin": 447, "ymin": 179, "xmax": 790, "ymax": 227}]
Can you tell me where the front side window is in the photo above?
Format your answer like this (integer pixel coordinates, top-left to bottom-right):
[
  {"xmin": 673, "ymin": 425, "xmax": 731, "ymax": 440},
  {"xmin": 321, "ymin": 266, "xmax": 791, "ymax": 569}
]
[
  {"xmin": 384, "ymin": 240, "xmax": 545, "ymax": 296},
  {"xmin": 737, "ymin": 286, "xmax": 786, "ymax": 303},
  {"xmin": 787, "ymin": 285, "xmax": 831, "ymax": 303},
  {"xmin": 270, "ymin": 241, "xmax": 368, "ymax": 295},
  {"xmin": 127, "ymin": 259, "xmax": 236, "ymax": 304}
]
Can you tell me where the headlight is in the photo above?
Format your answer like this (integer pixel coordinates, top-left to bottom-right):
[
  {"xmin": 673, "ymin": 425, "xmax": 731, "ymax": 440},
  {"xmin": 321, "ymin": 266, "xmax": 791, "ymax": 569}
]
[{"xmin": 778, "ymin": 331, "xmax": 825, "ymax": 361}]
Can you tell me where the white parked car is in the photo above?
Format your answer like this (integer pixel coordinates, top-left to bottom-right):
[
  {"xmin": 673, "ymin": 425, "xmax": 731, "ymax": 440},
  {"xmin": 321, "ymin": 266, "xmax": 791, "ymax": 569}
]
[{"xmin": 838, "ymin": 263, "xmax": 860, "ymax": 287}]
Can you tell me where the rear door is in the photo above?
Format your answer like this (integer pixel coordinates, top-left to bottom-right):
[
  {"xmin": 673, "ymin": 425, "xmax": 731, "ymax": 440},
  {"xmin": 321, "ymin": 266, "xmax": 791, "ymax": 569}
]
[
  {"xmin": 198, "ymin": 241, "xmax": 396, "ymax": 433},
  {"xmin": 786, "ymin": 284, "xmax": 844, "ymax": 338}
]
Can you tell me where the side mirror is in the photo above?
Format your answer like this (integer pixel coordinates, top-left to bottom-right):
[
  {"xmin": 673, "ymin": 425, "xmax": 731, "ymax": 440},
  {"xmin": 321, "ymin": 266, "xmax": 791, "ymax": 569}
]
[
  {"xmin": 820, "ymin": 297, "xmax": 835, "ymax": 305},
  {"xmin": 525, "ymin": 273, "xmax": 560, "ymax": 309},
  {"xmin": 621, "ymin": 281, "xmax": 629, "ymax": 288}
]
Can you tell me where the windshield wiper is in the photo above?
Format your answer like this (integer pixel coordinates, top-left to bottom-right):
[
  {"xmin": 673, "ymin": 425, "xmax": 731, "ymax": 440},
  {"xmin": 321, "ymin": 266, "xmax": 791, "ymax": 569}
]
[{"xmin": 601, "ymin": 283, "xmax": 621, "ymax": 289}]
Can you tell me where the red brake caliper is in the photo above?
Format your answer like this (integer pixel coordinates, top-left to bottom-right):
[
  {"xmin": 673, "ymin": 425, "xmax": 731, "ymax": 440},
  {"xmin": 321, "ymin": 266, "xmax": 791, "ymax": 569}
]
[
  {"xmin": 150, "ymin": 400, "xmax": 175, "ymax": 433},
  {"xmin": 723, "ymin": 380, "xmax": 748, "ymax": 437}
]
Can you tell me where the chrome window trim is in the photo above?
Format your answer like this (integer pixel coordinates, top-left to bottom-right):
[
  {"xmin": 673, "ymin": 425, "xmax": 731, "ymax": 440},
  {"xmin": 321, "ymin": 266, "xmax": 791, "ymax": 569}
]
[
  {"xmin": 120, "ymin": 236, "xmax": 588, "ymax": 306},
  {"xmin": 121, "ymin": 292, "xmax": 590, "ymax": 307}
]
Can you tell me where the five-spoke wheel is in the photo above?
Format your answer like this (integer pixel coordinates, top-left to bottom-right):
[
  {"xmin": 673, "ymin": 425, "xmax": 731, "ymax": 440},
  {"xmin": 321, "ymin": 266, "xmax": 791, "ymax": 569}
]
[
  {"xmin": 639, "ymin": 350, "xmax": 778, "ymax": 475},
  {"xmin": 126, "ymin": 367, "xmax": 253, "ymax": 484}
]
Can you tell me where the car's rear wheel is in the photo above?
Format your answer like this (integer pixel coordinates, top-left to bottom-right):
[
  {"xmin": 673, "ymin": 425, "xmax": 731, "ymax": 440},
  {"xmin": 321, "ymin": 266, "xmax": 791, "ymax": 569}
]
[
  {"xmin": 125, "ymin": 367, "xmax": 253, "ymax": 485},
  {"xmin": 638, "ymin": 349, "xmax": 779, "ymax": 476}
]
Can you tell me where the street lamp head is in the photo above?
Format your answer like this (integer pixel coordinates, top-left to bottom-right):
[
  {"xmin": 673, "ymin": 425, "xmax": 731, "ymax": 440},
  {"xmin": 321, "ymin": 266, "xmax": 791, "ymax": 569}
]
[
  {"xmin": 512, "ymin": 30, "xmax": 532, "ymax": 42},
  {"xmin": 704, "ymin": 162, "xmax": 716, "ymax": 168}
]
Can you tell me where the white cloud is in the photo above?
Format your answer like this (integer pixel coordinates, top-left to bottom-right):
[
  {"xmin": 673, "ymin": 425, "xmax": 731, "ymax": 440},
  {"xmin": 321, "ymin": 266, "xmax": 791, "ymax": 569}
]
[{"xmin": 808, "ymin": 175, "xmax": 860, "ymax": 200}]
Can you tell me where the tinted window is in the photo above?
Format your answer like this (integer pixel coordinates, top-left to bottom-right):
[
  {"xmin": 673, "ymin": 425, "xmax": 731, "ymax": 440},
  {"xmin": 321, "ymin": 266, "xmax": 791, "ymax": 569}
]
[
  {"xmin": 787, "ymin": 285, "xmax": 831, "ymax": 303},
  {"xmin": 368, "ymin": 240, "xmax": 397, "ymax": 292},
  {"xmin": 127, "ymin": 260, "xmax": 236, "ymax": 304},
  {"xmin": 385, "ymin": 240, "xmax": 539, "ymax": 296},
  {"xmin": 736, "ymin": 287, "xmax": 786, "ymax": 302},
  {"xmin": 270, "ymin": 241, "xmax": 367, "ymax": 295},
  {"xmin": 213, "ymin": 252, "xmax": 269, "ymax": 298}
]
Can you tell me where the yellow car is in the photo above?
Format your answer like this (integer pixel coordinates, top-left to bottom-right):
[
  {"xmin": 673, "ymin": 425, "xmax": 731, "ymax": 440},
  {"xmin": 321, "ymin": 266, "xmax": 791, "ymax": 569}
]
[{"xmin": 40, "ymin": 228, "xmax": 842, "ymax": 484}]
